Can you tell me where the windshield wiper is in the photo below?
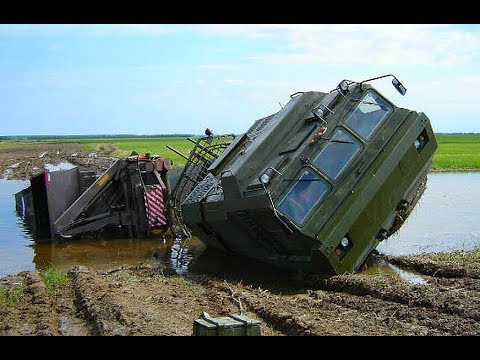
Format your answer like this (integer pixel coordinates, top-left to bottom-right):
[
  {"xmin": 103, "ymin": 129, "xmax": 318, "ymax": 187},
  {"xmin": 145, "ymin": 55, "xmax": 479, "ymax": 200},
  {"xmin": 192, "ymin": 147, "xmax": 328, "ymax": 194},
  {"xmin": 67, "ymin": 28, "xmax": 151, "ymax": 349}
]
[{"xmin": 319, "ymin": 137, "xmax": 354, "ymax": 144}]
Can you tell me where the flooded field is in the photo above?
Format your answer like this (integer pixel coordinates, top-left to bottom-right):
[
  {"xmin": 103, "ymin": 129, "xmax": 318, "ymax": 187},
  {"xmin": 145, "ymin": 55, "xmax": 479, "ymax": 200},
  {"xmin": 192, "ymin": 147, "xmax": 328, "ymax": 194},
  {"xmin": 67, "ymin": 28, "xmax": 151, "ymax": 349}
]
[
  {"xmin": 378, "ymin": 172, "xmax": 480, "ymax": 255},
  {"xmin": 0, "ymin": 179, "xmax": 33, "ymax": 277},
  {"xmin": 1, "ymin": 173, "xmax": 480, "ymax": 278}
]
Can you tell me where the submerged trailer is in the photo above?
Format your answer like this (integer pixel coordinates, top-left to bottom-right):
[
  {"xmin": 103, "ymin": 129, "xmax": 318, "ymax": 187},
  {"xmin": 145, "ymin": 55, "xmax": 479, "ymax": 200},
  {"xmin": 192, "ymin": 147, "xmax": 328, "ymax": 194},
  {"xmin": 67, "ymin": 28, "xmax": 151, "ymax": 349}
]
[
  {"xmin": 15, "ymin": 154, "xmax": 178, "ymax": 239},
  {"xmin": 180, "ymin": 75, "xmax": 438, "ymax": 275}
]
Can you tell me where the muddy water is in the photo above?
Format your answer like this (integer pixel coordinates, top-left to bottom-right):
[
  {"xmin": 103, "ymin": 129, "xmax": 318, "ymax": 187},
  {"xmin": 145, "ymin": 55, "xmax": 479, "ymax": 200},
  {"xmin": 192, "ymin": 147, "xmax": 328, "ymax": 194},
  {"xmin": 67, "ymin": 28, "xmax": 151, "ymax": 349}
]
[
  {"xmin": 32, "ymin": 236, "xmax": 206, "ymax": 275},
  {"xmin": 360, "ymin": 260, "xmax": 428, "ymax": 285},
  {"xmin": 1, "ymin": 172, "xmax": 480, "ymax": 278},
  {"xmin": 43, "ymin": 162, "xmax": 77, "ymax": 172},
  {"xmin": 0, "ymin": 178, "xmax": 206, "ymax": 278}
]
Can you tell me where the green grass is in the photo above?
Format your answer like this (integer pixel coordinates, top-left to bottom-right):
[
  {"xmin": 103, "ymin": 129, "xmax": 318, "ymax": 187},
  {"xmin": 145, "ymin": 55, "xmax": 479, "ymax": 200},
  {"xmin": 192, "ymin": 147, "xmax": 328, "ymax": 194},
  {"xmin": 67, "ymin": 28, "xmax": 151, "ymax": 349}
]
[
  {"xmin": 47, "ymin": 137, "xmax": 195, "ymax": 169},
  {"xmin": 433, "ymin": 134, "xmax": 480, "ymax": 170},
  {"xmin": 110, "ymin": 270, "xmax": 136, "ymax": 285},
  {"xmin": 421, "ymin": 245, "xmax": 480, "ymax": 263},
  {"xmin": 41, "ymin": 265, "xmax": 68, "ymax": 295},
  {"xmin": 0, "ymin": 284, "xmax": 25, "ymax": 306},
  {"xmin": 2, "ymin": 133, "xmax": 480, "ymax": 170},
  {"xmin": 0, "ymin": 141, "xmax": 28, "ymax": 151}
]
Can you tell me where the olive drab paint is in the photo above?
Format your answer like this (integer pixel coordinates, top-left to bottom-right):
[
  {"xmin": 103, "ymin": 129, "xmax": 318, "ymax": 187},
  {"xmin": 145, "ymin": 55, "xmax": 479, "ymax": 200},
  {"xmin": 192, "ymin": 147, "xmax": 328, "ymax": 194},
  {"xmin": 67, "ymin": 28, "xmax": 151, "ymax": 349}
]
[{"xmin": 180, "ymin": 76, "xmax": 437, "ymax": 275}]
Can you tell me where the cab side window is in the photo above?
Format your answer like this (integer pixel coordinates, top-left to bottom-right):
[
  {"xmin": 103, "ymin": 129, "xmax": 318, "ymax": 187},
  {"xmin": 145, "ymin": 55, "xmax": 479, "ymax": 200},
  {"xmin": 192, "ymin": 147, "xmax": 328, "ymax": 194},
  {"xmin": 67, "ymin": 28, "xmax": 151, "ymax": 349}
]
[{"xmin": 345, "ymin": 92, "xmax": 391, "ymax": 140}]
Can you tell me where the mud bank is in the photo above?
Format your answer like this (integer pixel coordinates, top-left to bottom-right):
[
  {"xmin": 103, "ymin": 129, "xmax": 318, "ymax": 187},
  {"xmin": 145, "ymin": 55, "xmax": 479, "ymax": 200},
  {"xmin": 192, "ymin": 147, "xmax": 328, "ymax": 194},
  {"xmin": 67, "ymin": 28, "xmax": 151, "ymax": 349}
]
[
  {"xmin": 1, "ymin": 251, "xmax": 479, "ymax": 336},
  {"xmin": 0, "ymin": 142, "xmax": 115, "ymax": 180}
]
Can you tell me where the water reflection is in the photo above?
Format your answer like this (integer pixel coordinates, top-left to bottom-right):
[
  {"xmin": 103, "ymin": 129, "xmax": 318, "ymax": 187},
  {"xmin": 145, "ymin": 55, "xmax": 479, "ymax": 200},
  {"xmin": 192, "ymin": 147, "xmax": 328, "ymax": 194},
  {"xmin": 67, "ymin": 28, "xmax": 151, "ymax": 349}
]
[
  {"xmin": 188, "ymin": 247, "xmax": 303, "ymax": 293},
  {"xmin": 43, "ymin": 162, "xmax": 76, "ymax": 172},
  {"xmin": 0, "ymin": 179, "xmax": 34, "ymax": 277},
  {"xmin": 378, "ymin": 172, "xmax": 480, "ymax": 256},
  {"xmin": 32, "ymin": 236, "xmax": 206, "ymax": 274}
]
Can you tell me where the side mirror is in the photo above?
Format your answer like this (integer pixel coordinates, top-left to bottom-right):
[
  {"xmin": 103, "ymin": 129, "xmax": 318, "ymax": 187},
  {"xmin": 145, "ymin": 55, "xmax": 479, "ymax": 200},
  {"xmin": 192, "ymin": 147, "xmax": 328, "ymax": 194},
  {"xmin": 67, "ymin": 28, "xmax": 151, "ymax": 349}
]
[{"xmin": 392, "ymin": 77, "xmax": 407, "ymax": 96}]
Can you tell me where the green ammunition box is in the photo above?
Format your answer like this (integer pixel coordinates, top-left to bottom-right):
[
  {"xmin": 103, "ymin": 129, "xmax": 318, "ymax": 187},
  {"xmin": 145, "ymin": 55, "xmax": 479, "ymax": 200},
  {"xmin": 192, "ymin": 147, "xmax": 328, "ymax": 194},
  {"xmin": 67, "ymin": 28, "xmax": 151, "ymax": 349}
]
[{"xmin": 193, "ymin": 313, "xmax": 262, "ymax": 336}]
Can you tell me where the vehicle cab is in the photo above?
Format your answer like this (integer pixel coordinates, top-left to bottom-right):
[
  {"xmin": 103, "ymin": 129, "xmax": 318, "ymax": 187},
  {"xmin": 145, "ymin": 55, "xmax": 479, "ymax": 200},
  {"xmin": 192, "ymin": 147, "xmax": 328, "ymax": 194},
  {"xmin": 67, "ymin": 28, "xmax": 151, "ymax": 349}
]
[{"xmin": 181, "ymin": 75, "xmax": 437, "ymax": 274}]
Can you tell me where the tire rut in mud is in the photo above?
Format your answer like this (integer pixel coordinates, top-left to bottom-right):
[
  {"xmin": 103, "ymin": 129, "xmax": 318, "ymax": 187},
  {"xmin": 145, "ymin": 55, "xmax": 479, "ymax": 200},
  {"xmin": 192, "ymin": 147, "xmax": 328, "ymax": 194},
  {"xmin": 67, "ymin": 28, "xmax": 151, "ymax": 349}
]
[
  {"xmin": 205, "ymin": 280, "xmax": 434, "ymax": 336},
  {"xmin": 0, "ymin": 272, "xmax": 58, "ymax": 335},
  {"xmin": 68, "ymin": 265, "xmax": 254, "ymax": 336},
  {"xmin": 302, "ymin": 273, "xmax": 480, "ymax": 322},
  {"xmin": 23, "ymin": 272, "xmax": 58, "ymax": 335},
  {"xmin": 69, "ymin": 266, "xmax": 133, "ymax": 336},
  {"xmin": 385, "ymin": 255, "xmax": 480, "ymax": 279},
  {"xmin": 4, "ymin": 259, "xmax": 480, "ymax": 336},
  {"xmin": 206, "ymin": 274, "xmax": 480, "ymax": 336},
  {"xmin": 308, "ymin": 289, "xmax": 480, "ymax": 335}
]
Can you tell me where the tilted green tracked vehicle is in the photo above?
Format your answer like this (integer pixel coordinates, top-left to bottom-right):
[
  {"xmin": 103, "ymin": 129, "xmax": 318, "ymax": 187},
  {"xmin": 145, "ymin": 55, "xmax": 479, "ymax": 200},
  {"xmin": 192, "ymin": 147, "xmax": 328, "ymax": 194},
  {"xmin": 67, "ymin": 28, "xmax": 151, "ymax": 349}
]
[{"xmin": 178, "ymin": 75, "xmax": 437, "ymax": 275}]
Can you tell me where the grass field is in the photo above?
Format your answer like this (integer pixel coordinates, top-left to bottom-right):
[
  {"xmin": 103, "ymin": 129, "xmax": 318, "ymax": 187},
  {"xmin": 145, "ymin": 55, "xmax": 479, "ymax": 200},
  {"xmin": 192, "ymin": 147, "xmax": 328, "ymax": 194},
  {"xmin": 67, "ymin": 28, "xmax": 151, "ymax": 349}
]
[
  {"xmin": 1, "ymin": 133, "xmax": 479, "ymax": 170},
  {"xmin": 432, "ymin": 134, "xmax": 480, "ymax": 170},
  {"xmin": 72, "ymin": 137, "xmax": 196, "ymax": 167},
  {"xmin": 11, "ymin": 137, "xmax": 196, "ymax": 169}
]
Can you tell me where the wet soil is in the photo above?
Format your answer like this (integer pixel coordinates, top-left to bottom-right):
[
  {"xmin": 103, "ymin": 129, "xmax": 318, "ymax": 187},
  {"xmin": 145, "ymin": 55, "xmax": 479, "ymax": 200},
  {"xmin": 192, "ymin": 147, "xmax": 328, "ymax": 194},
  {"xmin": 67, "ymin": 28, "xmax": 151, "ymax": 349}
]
[
  {"xmin": 1, "ymin": 252, "xmax": 479, "ymax": 336},
  {"xmin": 0, "ymin": 142, "xmax": 115, "ymax": 180},
  {"xmin": 385, "ymin": 251, "xmax": 480, "ymax": 279}
]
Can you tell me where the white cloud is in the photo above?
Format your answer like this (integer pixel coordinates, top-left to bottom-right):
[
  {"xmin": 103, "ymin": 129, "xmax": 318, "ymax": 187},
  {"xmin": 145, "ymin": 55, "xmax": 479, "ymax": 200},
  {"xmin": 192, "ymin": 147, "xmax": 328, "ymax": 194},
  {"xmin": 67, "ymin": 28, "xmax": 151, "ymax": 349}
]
[
  {"xmin": 242, "ymin": 24, "xmax": 480, "ymax": 66},
  {"xmin": 3, "ymin": 23, "xmax": 478, "ymax": 68}
]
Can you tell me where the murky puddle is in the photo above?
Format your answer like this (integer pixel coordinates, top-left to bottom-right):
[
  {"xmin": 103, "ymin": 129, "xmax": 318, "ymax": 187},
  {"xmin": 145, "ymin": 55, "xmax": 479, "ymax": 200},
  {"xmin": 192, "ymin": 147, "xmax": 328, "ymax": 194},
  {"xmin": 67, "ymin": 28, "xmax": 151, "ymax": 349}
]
[
  {"xmin": 58, "ymin": 316, "xmax": 90, "ymax": 336},
  {"xmin": 32, "ymin": 236, "xmax": 206, "ymax": 275},
  {"xmin": 360, "ymin": 260, "xmax": 428, "ymax": 285},
  {"xmin": 43, "ymin": 162, "xmax": 77, "ymax": 172}
]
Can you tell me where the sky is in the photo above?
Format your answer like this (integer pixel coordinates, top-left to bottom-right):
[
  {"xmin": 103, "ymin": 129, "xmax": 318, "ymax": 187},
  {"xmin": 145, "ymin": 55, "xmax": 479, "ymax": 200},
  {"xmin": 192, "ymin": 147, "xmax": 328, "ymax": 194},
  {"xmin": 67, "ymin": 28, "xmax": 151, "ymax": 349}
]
[{"xmin": 0, "ymin": 24, "xmax": 479, "ymax": 136}]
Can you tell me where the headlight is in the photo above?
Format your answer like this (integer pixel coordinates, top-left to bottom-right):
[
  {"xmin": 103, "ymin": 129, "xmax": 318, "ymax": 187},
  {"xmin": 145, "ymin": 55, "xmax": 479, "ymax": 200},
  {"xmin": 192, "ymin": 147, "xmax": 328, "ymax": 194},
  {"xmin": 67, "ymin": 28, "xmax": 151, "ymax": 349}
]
[
  {"xmin": 338, "ymin": 80, "xmax": 349, "ymax": 93},
  {"xmin": 313, "ymin": 106, "xmax": 325, "ymax": 119},
  {"xmin": 260, "ymin": 173, "xmax": 270, "ymax": 185}
]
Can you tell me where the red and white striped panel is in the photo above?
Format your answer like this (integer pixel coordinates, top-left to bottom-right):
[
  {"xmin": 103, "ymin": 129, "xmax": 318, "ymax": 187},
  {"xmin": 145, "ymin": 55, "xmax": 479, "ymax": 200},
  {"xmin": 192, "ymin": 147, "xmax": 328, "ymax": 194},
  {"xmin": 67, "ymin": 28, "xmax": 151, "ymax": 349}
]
[{"xmin": 144, "ymin": 184, "xmax": 167, "ymax": 229}]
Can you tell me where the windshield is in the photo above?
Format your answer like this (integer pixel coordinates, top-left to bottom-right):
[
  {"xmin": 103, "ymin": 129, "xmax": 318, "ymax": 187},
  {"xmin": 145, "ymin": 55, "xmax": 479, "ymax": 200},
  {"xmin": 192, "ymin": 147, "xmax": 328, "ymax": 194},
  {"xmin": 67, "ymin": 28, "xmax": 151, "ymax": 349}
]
[
  {"xmin": 278, "ymin": 170, "xmax": 330, "ymax": 224},
  {"xmin": 345, "ymin": 91, "xmax": 391, "ymax": 140},
  {"xmin": 313, "ymin": 128, "xmax": 362, "ymax": 181}
]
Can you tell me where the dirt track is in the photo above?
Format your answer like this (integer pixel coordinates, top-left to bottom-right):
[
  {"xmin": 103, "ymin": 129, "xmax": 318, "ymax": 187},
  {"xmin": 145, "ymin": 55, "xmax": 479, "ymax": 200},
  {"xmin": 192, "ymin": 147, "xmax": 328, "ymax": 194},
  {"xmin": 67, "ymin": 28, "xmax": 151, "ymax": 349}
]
[{"xmin": 1, "ymin": 251, "xmax": 479, "ymax": 336}]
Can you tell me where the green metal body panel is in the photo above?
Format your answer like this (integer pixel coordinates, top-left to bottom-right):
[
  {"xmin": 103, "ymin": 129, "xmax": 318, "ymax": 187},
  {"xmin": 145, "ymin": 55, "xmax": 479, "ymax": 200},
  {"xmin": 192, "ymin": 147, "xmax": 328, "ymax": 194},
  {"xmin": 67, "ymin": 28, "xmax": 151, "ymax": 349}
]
[{"xmin": 181, "ymin": 81, "xmax": 437, "ymax": 274}]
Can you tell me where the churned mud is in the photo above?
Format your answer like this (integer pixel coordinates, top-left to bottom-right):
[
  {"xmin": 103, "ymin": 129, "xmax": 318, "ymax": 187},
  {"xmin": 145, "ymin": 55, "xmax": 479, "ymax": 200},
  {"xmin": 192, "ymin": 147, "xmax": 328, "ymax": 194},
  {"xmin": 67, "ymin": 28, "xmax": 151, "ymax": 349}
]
[
  {"xmin": 0, "ymin": 142, "xmax": 115, "ymax": 180},
  {"xmin": 1, "ymin": 251, "xmax": 480, "ymax": 336},
  {"xmin": 384, "ymin": 251, "xmax": 480, "ymax": 279},
  {"xmin": 0, "ymin": 271, "xmax": 87, "ymax": 336}
]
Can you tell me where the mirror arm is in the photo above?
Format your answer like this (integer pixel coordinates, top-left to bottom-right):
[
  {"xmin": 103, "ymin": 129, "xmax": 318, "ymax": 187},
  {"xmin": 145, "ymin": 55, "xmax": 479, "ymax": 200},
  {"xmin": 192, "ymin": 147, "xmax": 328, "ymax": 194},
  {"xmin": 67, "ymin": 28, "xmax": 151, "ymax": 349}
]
[{"xmin": 358, "ymin": 74, "xmax": 394, "ymax": 86}]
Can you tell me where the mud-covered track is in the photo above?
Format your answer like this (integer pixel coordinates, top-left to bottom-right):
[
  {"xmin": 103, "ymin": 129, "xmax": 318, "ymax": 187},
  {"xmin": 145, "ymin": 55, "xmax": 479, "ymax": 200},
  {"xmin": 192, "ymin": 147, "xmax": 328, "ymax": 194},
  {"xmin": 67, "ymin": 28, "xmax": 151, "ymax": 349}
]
[
  {"xmin": 69, "ymin": 266, "xmax": 132, "ymax": 336},
  {"xmin": 302, "ymin": 274, "xmax": 480, "ymax": 322},
  {"xmin": 205, "ymin": 275, "xmax": 480, "ymax": 336},
  {"xmin": 2, "ymin": 251, "xmax": 480, "ymax": 336}
]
